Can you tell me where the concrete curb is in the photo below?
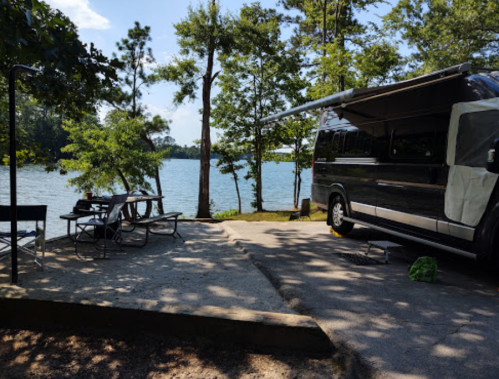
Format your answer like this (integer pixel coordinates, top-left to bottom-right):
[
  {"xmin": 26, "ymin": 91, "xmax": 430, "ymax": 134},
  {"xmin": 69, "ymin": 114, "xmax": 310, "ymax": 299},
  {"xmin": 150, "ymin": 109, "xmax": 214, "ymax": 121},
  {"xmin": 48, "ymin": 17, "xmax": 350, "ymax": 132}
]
[
  {"xmin": 220, "ymin": 223, "xmax": 309, "ymax": 313},
  {"xmin": 219, "ymin": 222, "xmax": 375, "ymax": 378},
  {"xmin": 0, "ymin": 297, "xmax": 332, "ymax": 355}
]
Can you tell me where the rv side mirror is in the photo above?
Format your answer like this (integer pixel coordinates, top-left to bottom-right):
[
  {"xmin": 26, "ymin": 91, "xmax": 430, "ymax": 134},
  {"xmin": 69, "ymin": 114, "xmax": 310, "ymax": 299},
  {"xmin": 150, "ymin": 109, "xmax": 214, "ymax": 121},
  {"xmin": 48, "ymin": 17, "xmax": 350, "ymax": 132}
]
[{"xmin": 486, "ymin": 138, "xmax": 499, "ymax": 174}]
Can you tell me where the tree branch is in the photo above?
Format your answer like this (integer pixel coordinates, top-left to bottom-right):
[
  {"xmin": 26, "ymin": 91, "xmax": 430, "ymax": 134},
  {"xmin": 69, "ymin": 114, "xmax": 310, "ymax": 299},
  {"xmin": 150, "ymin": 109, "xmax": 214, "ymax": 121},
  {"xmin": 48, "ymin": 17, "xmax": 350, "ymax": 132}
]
[{"xmin": 210, "ymin": 70, "xmax": 220, "ymax": 85}]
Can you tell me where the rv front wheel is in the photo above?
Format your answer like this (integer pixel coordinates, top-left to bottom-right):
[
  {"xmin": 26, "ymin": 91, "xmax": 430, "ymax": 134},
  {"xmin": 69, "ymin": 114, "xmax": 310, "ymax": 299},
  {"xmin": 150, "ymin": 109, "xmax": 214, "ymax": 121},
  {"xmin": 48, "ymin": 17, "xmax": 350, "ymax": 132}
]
[{"xmin": 330, "ymin": 195, "xmax": 354, "ymax": 235}]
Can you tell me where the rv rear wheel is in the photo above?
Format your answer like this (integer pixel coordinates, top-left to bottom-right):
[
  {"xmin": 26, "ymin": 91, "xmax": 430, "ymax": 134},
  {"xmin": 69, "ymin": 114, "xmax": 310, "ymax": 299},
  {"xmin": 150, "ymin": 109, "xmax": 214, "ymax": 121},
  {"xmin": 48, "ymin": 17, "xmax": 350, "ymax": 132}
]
[{"xmin": 330, "ymin": 195, "xmax": 354, "ymax": 235}]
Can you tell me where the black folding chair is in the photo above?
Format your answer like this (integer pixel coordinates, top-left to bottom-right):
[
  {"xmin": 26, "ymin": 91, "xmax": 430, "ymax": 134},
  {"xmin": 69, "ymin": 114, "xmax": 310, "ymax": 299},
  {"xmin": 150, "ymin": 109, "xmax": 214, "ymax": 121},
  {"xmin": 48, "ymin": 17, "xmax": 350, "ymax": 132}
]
[
  {"xmin": 74, "ymin": 194, "xmax": 128, "ymax": 260},
  {"xmin": 0, "ymin": 205, "xmax": 47, "ymax": 269}
]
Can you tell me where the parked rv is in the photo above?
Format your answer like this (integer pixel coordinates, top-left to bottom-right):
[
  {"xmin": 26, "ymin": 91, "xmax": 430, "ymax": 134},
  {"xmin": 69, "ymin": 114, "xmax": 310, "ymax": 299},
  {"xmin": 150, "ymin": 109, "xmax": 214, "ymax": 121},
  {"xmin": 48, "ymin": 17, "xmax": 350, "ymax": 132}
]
[{"xmin": 262, "ymin": 63, "xmax": 499, "ymax": 267}]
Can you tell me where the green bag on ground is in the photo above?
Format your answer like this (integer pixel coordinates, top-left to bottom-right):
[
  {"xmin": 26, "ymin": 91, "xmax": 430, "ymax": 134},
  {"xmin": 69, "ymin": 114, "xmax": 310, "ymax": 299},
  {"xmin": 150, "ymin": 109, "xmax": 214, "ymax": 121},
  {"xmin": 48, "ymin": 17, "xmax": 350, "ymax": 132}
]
[{"xmin": 409, "ymin": 257, "xmax": 438, "ymax": 283}]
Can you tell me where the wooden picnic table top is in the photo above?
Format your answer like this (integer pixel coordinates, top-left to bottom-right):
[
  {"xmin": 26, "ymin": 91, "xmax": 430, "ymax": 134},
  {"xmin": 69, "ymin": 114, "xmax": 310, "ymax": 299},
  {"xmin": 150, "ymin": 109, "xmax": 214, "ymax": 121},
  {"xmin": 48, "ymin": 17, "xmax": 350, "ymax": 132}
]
[{"xmin": 84, "ymin": 195, "xmax": 163, "ymax": 205}]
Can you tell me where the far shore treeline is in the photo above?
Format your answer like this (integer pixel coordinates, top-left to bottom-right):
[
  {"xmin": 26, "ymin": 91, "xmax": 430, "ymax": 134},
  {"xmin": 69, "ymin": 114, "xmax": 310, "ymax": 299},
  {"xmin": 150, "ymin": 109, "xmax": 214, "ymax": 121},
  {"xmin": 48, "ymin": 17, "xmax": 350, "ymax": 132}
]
[{"xmin": 1, "ymin": 0, "xmax": 498, "ymax": 215}]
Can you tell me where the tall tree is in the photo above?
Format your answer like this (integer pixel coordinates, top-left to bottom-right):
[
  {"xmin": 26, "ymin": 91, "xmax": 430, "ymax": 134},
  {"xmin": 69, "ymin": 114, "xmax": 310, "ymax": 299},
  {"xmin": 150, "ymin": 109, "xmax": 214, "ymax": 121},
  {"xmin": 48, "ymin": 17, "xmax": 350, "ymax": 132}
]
[
  {"xmin": 113, "ymin": 22, "xmax": 155, "ymax": 118},
  {"xmin": 155, "ymin": 0, "xmax": 234, "ymax": 218},
  {"xmin": 112, "ymin": 22, "xmax": 169, "ymax": 213},
  {"xmin": 384, "ymin": 0, "xmax": 499, "ymax": 73},
  {"xmin": 212, "ymin": 4, "xmax": 302, "ymax": 211},
  {"xmin": 280, "ymin": 0, "xmax": 400, "ymax": 98}
]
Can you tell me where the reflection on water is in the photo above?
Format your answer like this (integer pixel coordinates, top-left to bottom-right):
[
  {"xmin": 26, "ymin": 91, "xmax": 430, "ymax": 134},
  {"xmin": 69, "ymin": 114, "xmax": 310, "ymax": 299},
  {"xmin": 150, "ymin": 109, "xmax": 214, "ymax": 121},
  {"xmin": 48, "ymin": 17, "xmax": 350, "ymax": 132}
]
[{"xmin": 0, "ymin": 159, "xmax": 311, "ymax": 239}]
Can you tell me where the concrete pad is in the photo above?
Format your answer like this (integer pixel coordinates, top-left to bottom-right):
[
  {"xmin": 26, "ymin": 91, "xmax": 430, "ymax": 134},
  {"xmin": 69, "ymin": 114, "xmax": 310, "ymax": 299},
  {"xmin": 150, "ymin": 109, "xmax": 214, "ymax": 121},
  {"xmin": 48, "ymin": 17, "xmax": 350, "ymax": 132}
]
[
  {"xmin": 222, "ymin": 221, "xmax": 499, "ymax": 379},
  {"xmin": 0, "ymin": 222, "xmax": 331, "ymax": 354}
]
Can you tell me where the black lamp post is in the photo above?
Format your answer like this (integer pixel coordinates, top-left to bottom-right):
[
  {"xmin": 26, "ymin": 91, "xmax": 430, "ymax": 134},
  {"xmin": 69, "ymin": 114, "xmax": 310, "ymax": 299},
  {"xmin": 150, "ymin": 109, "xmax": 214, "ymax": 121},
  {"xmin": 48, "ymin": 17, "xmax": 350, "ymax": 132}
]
[{"xmin": 9, "ymin": 64, "xmax": 39, "ymax": 284}]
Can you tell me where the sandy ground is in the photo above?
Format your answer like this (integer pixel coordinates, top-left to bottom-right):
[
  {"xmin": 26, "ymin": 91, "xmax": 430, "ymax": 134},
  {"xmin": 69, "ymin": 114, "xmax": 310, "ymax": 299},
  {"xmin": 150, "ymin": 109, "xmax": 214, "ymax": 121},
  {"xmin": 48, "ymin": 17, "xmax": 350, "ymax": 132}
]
[{"xmin": 0, "ymin": 327, "xmax": 335, "ymax": 379}]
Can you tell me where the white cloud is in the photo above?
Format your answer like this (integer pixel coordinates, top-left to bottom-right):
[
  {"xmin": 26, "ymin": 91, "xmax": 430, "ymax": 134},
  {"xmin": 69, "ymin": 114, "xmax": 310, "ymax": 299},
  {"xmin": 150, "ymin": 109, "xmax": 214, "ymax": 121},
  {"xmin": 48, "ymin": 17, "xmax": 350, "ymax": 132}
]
[
  {"xmin": 147, "ymin": 103, "xmax": 203, "ymax": 146},
  {"xmin": 159, "ymin": 51, "xmax": 174, "ymax": 64},
  {"xmin": 143, "ymin": 55, "xmax": 158, "ymax": 70},
  {"xmin": 45, "ymin": 0, "xmax": 110, "ymax": 30}
]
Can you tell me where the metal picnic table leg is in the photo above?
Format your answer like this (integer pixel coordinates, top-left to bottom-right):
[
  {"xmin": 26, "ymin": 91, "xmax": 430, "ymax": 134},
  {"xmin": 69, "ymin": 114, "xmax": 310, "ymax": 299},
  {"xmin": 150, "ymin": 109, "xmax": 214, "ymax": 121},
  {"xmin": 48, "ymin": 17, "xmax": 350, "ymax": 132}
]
[{"xmin": 150, "ymin": 216, "xmax": 185, "ymax": 242}]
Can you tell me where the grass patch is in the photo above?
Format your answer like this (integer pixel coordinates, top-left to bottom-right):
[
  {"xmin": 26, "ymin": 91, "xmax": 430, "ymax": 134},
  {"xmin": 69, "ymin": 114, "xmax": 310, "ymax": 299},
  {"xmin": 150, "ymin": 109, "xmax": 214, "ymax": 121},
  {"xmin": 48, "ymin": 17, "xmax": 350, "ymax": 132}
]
[
  {"xmin": 215, "ymin": 203, "xmax": 327, "ymax": 222},
  {"xmin": 213, "ymin": 209, "xmax": 240, "ymax": 220}
]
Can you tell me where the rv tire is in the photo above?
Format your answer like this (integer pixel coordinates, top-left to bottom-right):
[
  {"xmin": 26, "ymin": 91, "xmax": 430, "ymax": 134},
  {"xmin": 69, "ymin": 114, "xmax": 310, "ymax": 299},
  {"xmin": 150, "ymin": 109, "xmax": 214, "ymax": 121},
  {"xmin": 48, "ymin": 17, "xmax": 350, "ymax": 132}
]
[{"xmin": 330, "ymin": 195, "xmax": 354, "ymax": 235}]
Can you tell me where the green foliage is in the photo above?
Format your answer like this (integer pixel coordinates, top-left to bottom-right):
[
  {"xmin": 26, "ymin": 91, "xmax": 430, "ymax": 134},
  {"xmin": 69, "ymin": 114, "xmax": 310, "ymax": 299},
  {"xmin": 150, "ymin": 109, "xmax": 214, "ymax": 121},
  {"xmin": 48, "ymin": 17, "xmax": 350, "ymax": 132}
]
[
  {"xmin": 1, "ymin": 94, "xmax": 70, "ymax": 168},
  {"xmin": 60, "ymin": 111, "xmax": 167, "ymax": 193},
  {"xmin": 212, "ymin": 139, "xmax": 246, "ymax": 176},
  {"xmin": 0, "ymin": 0, "xmax": 119, "ymax": 116},
  {"xmin": 280, "ymin": 0, "xmax": 401, "ymax": 97},
  {"xmin": 154, "ymin": 1, "xmax": 234, "ymax": 105},
  {"xmin": 384, "ymin": 0, "xmax": 499, "ymax": 73},
  {"xmin": 353, "ymin": 41, "xmax": 402, "ymax": 87},
  {"xmin": 0, "ymin": 0, "xmax": 119, "ymax": 166}
]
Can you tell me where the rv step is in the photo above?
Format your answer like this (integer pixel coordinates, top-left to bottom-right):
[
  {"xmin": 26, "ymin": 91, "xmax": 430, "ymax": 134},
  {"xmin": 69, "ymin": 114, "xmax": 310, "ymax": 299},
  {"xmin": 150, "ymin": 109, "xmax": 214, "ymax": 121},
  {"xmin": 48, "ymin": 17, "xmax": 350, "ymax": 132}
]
[{"xmin": 366, "ymin": 240, "xmax": 404, "ymax": 264}]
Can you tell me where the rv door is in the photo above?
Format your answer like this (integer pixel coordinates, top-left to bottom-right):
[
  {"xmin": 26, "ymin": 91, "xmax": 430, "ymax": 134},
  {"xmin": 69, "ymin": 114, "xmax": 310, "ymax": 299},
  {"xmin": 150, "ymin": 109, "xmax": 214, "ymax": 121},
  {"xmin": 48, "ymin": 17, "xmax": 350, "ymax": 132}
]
[{"xmin": 445, "ymin": 99, "xmax": 499, "ymax": 227}]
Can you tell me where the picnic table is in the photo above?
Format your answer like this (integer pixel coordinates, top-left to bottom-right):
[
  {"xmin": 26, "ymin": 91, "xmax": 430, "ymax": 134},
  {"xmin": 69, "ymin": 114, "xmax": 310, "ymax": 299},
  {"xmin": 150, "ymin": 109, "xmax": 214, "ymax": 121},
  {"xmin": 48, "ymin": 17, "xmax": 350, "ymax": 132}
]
[{"xmin": 60, "ymin": 193, "xmax": 183, "ymax": 246}]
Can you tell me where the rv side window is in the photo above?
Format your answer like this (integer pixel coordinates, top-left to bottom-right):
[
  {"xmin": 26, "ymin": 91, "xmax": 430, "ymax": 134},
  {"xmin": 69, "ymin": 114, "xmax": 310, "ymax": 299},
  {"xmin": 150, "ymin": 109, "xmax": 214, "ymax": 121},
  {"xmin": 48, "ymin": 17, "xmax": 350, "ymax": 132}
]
[
  {"xmin": 390, "ymin": 128, "xmax": 435, "ymax": 160},
  {"xmin": 316, "ymin": 129, "xmax": 334, "ymax": 160},
  {"xmin": 318, "ymin": 130, "xmax": 333, "ymax": 147},
  {"xmin": 344, "ymin": 130, "xmax": 372, "ymax": 156},
  {"xmin": 332, "ymin": 132, "xmax": 341, "ymax": 153}
]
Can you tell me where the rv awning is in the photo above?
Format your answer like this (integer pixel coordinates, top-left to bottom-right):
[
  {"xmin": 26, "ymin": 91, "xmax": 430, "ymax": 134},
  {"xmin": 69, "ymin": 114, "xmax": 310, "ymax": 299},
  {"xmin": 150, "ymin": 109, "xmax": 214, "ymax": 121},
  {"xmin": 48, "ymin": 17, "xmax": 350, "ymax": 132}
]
[{"xmin": 261, "ymin": 63, "xmax": 471, "ymax": 124}]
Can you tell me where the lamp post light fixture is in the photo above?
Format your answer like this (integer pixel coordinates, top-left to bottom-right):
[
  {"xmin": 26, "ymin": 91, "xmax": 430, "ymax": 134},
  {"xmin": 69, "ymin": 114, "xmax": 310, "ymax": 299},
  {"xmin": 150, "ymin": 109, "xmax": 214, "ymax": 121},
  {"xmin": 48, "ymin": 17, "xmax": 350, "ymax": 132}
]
[{"xmin": 9, "ymin": 64, "xmax": 39, "ymax": 284}]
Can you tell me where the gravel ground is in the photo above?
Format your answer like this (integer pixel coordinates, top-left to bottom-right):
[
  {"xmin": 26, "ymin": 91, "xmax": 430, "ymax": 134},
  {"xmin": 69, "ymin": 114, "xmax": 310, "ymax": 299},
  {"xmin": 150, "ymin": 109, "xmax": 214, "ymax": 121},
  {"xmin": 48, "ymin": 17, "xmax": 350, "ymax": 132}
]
[{"xmin": 0, "ymin": 327, "xmax": 336, "ymax": 379}]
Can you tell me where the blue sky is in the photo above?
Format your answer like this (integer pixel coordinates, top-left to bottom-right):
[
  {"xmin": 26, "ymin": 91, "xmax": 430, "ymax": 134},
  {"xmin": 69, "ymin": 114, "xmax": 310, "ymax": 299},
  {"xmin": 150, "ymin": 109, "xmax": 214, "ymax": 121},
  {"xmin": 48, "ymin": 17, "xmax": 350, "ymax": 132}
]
[{"xmin": 44, "ymin": 0, "xmax": 395, "ymax": 146}]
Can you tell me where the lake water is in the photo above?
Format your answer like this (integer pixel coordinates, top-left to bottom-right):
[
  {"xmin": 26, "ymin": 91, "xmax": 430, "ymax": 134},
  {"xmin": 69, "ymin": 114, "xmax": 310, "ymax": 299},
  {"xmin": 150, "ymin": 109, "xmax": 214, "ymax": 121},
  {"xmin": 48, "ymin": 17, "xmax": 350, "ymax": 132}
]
[{"xmin": 0, "ymin": 159, "xmax": 311, "ymax": 239}]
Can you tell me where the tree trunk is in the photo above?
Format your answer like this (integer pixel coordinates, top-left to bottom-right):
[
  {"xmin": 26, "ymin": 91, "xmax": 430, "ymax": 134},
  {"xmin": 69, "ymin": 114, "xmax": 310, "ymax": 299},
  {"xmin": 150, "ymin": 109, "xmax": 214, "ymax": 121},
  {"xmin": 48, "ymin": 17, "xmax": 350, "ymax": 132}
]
[
  {"xmin": 255, "ymin": 129, "xmax": 263, "ymax": 212},
  {"xmin": 294, "ymin": 152, "xmax": 299, "ymax": 209},
  {"xmin": 117, "ymin": 168, "xmax": 131, "ymax": 192},
  {"xmin": 337, "ymin": 3, "xmax": 347, "ymax": 92},
  {"xmin": 196, "ymin": 47, "xmax": 214, "ymax": 218},
  {"xmin": 233, "ymin": 172, "xmax": 242, "ymax": 214},
  {"xmin": 141, "ymin": 134, "xmax": 165, "ymax": 214},
  {"xmin": 322, "ymin": 0, "xmax": 327, "ymax": 87},
  {"xmin": 297, "ymin": 172, "xmax": 302, "ymax": 210}
]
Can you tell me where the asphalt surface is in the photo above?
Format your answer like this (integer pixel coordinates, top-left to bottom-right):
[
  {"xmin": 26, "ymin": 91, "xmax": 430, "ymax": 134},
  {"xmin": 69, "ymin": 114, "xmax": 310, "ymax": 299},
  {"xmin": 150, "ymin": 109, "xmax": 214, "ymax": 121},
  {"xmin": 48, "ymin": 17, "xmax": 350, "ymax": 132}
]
[{"xmin": 222, "ymin": 221, "xmax": 499, "ymax": 379}]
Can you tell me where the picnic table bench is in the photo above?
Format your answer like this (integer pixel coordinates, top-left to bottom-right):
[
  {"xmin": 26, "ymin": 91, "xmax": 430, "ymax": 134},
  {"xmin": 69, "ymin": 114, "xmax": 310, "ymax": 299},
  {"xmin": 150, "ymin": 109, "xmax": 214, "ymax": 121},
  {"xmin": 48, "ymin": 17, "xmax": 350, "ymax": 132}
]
[{"xmin": 126, "ymin": 211, "xmax": 184, "ymax": 247}]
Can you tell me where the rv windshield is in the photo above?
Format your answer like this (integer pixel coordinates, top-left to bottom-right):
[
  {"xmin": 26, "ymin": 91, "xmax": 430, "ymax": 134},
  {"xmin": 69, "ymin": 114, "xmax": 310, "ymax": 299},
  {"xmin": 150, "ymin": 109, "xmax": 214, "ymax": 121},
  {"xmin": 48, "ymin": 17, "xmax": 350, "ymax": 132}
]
[
  {"xmin": 464, "ymin": 74, "xmax": 499, "ymax": 100},
  {"xmin": 456, "ymin": 109, "xmax": 499, "ymax": 167}
]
